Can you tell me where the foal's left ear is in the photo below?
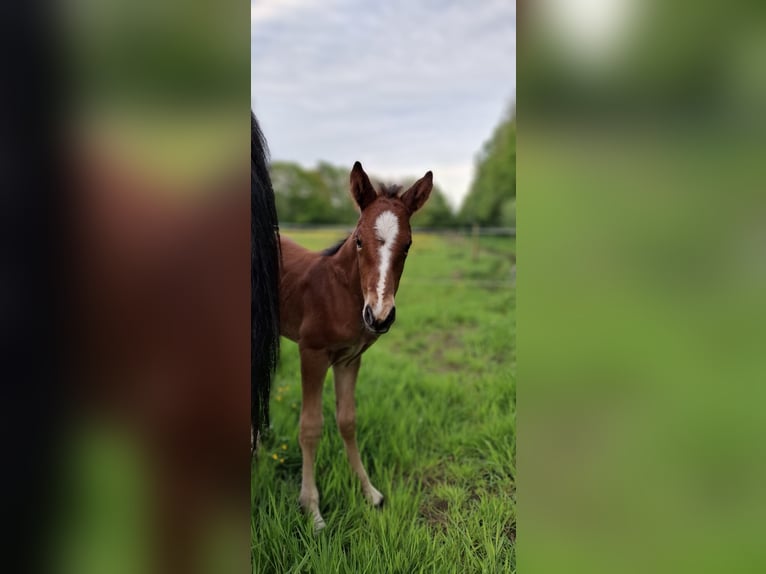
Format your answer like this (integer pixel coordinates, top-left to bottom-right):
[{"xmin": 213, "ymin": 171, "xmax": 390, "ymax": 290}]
[{"xmin": 401, "ymin": 171, "xmax": 433, "ymax": 214}]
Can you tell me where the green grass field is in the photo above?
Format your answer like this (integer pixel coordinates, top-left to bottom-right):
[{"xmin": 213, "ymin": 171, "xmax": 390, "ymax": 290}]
[{"xmin": 252, "ymin": 229, "xmax": 516, "ymax": 573}]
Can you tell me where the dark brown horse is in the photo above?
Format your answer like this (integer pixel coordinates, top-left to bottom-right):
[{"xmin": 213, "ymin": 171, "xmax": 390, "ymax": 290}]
[
  {"xmin": 279, "ymin": 162, "xmax": 432, "ymax": 529},
  {"xmin": 66, "ymin": 112, "xmax": 280, "ymax": 574}
]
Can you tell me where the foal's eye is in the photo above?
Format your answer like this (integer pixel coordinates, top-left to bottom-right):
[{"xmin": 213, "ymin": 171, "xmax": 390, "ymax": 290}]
[
  {"xmin": 355, "ymin": 238, "xmax": 363, "ymax": 250},
  {"xmin": 404, "ymin": 241, "xmax": 412, "ymax": 254}
]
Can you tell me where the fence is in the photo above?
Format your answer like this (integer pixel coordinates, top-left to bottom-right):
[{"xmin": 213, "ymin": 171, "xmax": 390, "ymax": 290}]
[
  {"xmin": 277, "ymin": 224, "xmax": 516, "ymax": 289},
  {"xmin": 279, "ymin": 223, "xmax": 515, "ymax": 236}
]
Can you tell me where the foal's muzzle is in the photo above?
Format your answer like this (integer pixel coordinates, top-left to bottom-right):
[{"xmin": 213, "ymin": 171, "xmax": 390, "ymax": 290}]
[{"xmin": 363, "ymin": 305, "xmax": 396, "ymax": 334}]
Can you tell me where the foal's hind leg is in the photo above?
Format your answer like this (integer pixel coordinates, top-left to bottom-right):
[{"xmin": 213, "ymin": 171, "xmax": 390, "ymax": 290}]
[
  {"xmin": 298, "ymin": 347, "xmax": 330, "ymax": 530},
  {"xmin": 333, "ymin": 359, "xmax": 384, "ymax": 508}
]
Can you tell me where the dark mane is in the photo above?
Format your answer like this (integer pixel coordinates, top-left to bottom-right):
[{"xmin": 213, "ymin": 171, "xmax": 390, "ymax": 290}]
[
  {"xmin": 378, "ymin": 183, "xmax": 403, "ymax": 198},
  {"xmin": 322, "ymin": 235, "xmax": 350, "ymax": 256}
]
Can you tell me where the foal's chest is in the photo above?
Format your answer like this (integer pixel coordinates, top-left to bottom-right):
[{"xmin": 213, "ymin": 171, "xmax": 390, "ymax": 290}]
[{"xmin": 329, "ymin": 334, "xmax": 378, "ymax": 366}]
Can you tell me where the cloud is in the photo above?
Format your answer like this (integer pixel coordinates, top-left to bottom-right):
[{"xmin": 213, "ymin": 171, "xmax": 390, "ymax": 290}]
[
  {"xmin": 252, "ymin": 0, "xmax": 515, "ymax": 208},
  {"xmin": 251, "ymin": 0, "xmax": 324, "ymax": 25}
]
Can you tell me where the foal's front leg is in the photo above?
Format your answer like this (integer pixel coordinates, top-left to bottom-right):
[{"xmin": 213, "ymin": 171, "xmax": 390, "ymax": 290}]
[
  {"xmin": 298, "ymin": 347, "xmax": 329, "ymax": 530},
  {"xmin": 333, "ymin": 359, "xmax": 384, "ymax": 507}
]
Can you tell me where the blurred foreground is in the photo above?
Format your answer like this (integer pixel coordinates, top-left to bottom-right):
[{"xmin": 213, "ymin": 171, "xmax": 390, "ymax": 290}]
[
  {"xmin": 521, "ymin": 2, "xmax": 766, "ymax": 573},
  {"xmin": 4, "ymin": 2, "xmax": 249, "ymax": 574}
]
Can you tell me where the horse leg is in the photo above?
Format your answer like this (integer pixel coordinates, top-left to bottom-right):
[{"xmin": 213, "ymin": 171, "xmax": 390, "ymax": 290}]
[
  {"xmin": 298, "ymin": 347, "xmax": 329, "ymax": 530},
  {"xmin": 333, "ymin": 359, "xmax": 384, "ymax": 508}
]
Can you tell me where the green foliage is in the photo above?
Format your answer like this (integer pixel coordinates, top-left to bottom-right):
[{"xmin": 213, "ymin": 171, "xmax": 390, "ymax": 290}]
[
  {"xmin": 460, "ymin": 106, "xmax": 516, "ymax": 227},
  {"xmin": 412, "ymin": 186, "xmax": 456, "ymax": 228},
  {"xmin": 70, "ymin": 2, "xmax": 246, "ymax": 105},
  {"xmin": 271, "ymin": 162, "xmax": 457, "ymax": 227},
  {"xmin": 253, "ymin": 230, "xmax": 516, "ymax": 573},
  {"xmin": 271, "ymin": 162, "xmax": 358, "ymax": 225}
]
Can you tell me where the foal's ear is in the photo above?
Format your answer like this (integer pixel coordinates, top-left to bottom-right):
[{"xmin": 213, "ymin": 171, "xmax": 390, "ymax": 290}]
[
  {"xmin": 350, "ymin": 161, "xmax": 378, "ymax": 211},
  {"xmin": 401, "ymin": 171, "xmax": 433, "ymax": 214}
]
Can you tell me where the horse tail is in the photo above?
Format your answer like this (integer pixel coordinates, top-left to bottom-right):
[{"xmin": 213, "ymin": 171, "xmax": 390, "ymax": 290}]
[{"xmin": 251, "ymin": 111, "xmax": 280, "ymax": 447}]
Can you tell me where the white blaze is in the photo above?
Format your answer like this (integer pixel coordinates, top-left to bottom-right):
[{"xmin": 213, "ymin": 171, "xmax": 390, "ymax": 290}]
[{"xmin": 373, "ymin": 210, "xmax": 399, "ymax": 316}]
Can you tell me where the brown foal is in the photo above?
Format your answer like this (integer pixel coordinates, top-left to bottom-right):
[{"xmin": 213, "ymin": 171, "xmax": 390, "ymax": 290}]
[{"xmin": 279, "ymin": 161, "xmax": 433, "ymax": 529}]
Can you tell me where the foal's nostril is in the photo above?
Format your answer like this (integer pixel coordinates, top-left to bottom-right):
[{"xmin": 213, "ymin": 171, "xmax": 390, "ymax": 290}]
[
  {"xmin": 377, "ymin": 307, "xmax": 396, "ymax": 331},
  {"xmin": 363, "ymin": 305, "xmax": 374, "ymax": 326},
  {"xmin": 379, "ymin": 306, "xmax": 396, "ymax": 330}
]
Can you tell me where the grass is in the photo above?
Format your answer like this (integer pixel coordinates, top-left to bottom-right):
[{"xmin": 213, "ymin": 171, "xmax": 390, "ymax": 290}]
[{"xmin": 252, "ymin": 229, "xmax": 516, "ymax": 573}]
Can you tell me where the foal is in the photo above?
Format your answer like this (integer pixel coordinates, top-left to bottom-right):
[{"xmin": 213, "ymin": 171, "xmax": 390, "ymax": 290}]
[{"xmin": 279, "ymin": 162, "xmax": 432, "ymax": 529}]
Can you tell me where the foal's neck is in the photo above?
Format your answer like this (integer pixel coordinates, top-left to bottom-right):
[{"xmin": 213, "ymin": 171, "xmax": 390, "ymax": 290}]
[{"xmin": 328, "ymin": 235, "xmax": 363, "ymax": 298}]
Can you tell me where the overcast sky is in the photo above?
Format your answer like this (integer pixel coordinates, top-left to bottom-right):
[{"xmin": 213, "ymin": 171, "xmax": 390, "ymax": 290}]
[{"xmin": 251, "ymin": 0, "xmax": 515, "ymax": 209}]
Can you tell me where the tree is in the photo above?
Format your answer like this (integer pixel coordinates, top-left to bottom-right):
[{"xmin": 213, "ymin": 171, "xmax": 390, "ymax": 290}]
[
  {"xmin": 459, "ymin": 105, "xmax": 516, "ymax": 227},
  {"xmin": 270, "ymin": 162, "xmax": 356, "ymax": 224},
  {"xmin": 271, "ymin": 161, "xmax": 457, "ymax": 227},
  {"xmin": 410, "ymin": 183, "xmax": 456, "ymax": 228}
]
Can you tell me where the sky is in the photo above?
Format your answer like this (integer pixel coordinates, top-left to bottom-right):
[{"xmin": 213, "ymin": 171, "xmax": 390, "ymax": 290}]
[{"xmin": 251, "ymin": 0, "xmax": 515, "ymax": 209}]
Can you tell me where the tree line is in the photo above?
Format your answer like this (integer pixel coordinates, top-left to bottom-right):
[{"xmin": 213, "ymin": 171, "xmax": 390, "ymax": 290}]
[
  {"xmin": 271, "ymin": 104, "xmax": 515, "ymax": 228},
  {"xmin": 459, "ymin": 105, "xmax": 516, "ymax": 227}
]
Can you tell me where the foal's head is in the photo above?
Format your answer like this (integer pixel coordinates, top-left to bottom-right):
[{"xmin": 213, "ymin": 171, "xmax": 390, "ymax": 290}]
[{"xmin": 349, "ymin": 161, "xmax": 433, "ymax": 334}]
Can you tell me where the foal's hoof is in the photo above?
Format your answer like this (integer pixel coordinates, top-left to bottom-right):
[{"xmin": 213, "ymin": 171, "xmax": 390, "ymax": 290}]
[
  {"xmin": 366, "ymin": 486, "xmax": 385, "ymax": 508},
  {"xmin": 313, "ymin": 514, "xmax": 326, "ymax": 532}
]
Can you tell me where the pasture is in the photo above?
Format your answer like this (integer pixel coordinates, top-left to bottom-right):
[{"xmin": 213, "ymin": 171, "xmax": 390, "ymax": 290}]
[{"xmin": 252, "ymin": 229, "xmax": 516, "ymax": 573}]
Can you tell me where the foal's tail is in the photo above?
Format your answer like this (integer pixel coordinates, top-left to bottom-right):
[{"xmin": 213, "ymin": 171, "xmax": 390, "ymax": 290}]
[{"xmin": 251, "ymin": 111, "xmax": 280, "ymax": 449}]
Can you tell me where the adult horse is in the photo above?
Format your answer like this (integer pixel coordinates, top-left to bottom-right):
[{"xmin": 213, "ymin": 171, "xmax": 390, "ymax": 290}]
[
  {"xmin": 280, "ymin": 162, "xmax": 432, "ymax": 529},
  {"xmin": 68, "ymin": 111, "xmax": 279, "ymax": 574}
]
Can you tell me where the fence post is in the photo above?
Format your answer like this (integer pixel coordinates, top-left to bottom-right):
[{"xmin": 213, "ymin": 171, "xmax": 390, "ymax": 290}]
[{"xmin": 472, "ymin": 223, "xmax": 479, "ymax": 261}]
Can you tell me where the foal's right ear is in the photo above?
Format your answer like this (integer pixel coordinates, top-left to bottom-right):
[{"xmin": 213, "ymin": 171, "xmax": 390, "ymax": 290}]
[{"xmin": 350, "ymin": 161, "xmax": 378, "ymax": 211}]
